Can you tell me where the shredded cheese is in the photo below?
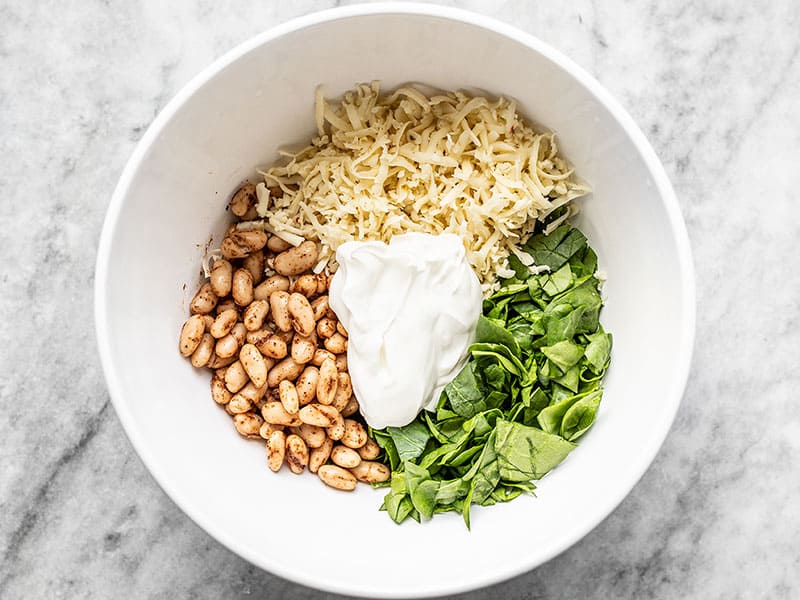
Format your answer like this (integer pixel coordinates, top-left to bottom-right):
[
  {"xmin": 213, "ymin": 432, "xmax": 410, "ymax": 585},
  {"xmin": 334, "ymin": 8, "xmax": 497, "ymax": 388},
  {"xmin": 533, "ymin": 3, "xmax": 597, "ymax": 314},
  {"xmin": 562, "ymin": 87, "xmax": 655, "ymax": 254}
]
[
  {"xmin": 201, "ymin": 249, "xmax": 222, "ymax": 278},
  {"xmin": 257, "ymin": 82, "xmax": 590, "ymax": 293}
]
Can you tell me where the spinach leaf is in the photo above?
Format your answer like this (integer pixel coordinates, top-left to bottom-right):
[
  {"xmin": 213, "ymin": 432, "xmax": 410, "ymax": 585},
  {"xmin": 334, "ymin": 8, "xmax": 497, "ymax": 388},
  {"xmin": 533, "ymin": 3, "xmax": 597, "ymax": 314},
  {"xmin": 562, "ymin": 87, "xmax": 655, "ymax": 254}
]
[
  {"xmin": 569, "ymin": 245, "xmax": 598, "ymax": 277},
  {"xmin": 538, "ymin": 386, "xmax": 602, "ymax": 436},
  {"xmin": 435, "ymin": 478, "xmax": 470, "ymax": 505},
  {"xmin": 485, "ymin": 296, "xmax": 512, "ymax": 321},
  {"xmin": 506, "ymin": 253, "xmax": 531, "ymax": 279},
  {"xmin": 539, "ymin": 263, "xmax": 573, "ymax": 296},
  {"xmin": 491, "ymin": 480, "xmax": 537, "ymax": 504},
  {"xmin": 386, "ymin": 420, "xmax": 432, "ymax": 462},
  {"xmin": 507, "ymin": 319, "xmax": 535, "ymax": 353},
  {"xmin": 536, "ymin": 394, "xmax": 580, "ymax": 435},
  {"xmin": 435, "ymin": 405, "xmax": 460, "ymax": 422},
  {"xmin": 419, "ymin": 441, "xmax": 465, "ymax": 470},
  {"xmin": 560, "ymin": 389, "xmax": 603, "ymax": 441},
  {"xmin": 488, "ymin": 283, "xmax": 528, "ymax": 300},
  {"xmin": 510, "ymin": 300, "xmax": 538, "ymax": 318},
  {"xmin": 462, "ymin": 409, "xmax": 502, "ymax": 439},
  {"xmin": 461, "ymin": 479, "xmax": 476, "ymax": 528},
  {"xmin": 423, "ymin": 411, "xmax": 466, "ymax": 444},
  {"xmin": 476, "ymin": 316, "xmax": 521, "ymax": 356},
  {"xmin": 449, "ymin": 445, "xmax": 483, "ymax": 467},
  {"xmin": 485, "ymin": 390, "xmax": 507, "ymax": 411},
  {"xmin": 469, "ymin": 343, "xmax": 529, "ymax": 382},
  {"xmin": 552, "ymin": 363, "xmax": 581, "ymax": 392},
  {"xmin": 524, "ymin": 224, "xmax": 587, "ymax": 270},
  {"xmin": 524, "ymin": 387, "xmax": 550, "ymax": 412},
  {"xmin": 551, "ymin": 278, "xmax": 602, "ymax": 333},
  {"xmin": 372, "ymin": 430, "xmax": 401, "ymax": 471},
  {"xmin": 444, "ymin": 362, "xmax": 485, "ymax": 418},
  {"xmin": 483, "ymin": 363, "xmax": 507, "ymax": 390},
  {"xmin": 527, "ymin": 276, "xmax": 544, "ymax": 304},
  {"xmin": 467, "ymin": 430, "xmax": 500, "ymax": 504},
  {"xmin": 494, "ymin": 419, "xmax": 576, "ymax": 481},
  {"xmin": 584, "ymin": 330, "xmax": 613, "ymax": 373},
  {"xmin": 541, "ymin": 340, "xmax": 584, "ymax": 372},
  {"xmin": 405, "ymin": 462, "xmax": 440, "ymax": 519},
  {"xmin": 380, "ymin": 473, "xmax": 418, "ymax": 524},
  {"xmin": 541, "ymin": 307, "xmax": 586, "ymax": 346},
  {"xmin": 550, "ymin": 383, "xmax": 575, "ymax": 404}
]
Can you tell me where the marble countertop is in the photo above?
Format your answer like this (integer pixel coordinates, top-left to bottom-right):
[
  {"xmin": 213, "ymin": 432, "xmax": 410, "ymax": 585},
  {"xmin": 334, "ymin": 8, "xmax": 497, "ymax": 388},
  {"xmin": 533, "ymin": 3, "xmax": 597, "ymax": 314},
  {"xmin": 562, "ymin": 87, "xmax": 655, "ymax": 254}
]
[{"xmin": 2, "ymin": 1, "xmax": 798, "ymax": 598}]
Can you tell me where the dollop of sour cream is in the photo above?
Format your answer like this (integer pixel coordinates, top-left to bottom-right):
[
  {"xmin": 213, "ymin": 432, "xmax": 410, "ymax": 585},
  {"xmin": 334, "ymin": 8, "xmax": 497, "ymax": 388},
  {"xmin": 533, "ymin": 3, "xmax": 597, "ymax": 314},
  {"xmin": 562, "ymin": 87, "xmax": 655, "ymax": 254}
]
[{"xmin": 329, "ymin": 233, "xmax": 482, "ymax": 429}]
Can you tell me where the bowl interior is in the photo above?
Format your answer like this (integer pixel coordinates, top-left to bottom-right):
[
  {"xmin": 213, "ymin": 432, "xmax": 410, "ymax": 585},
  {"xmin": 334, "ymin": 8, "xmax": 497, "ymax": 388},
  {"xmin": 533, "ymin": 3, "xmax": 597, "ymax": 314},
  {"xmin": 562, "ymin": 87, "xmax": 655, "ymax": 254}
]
[{"xmin": 96, "ymin": 8, "xmax": 693, "ymax": 598}]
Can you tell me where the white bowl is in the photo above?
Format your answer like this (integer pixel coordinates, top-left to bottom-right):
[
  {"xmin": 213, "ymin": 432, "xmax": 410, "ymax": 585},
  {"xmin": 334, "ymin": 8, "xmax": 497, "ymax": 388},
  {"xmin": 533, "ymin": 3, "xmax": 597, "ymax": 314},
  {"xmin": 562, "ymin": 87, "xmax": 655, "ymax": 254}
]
[{"xmin": 95, "ymin": 4, "xmax": 695, "ymax": 597}]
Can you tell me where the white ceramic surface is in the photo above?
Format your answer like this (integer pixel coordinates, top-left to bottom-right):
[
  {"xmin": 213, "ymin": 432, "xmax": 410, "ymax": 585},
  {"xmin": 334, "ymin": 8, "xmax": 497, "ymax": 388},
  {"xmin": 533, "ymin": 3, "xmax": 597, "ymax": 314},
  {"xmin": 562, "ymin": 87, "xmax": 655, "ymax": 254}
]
[{"xmin": 94, "ymin": 4, "xmax": 694, "ymax": 598}]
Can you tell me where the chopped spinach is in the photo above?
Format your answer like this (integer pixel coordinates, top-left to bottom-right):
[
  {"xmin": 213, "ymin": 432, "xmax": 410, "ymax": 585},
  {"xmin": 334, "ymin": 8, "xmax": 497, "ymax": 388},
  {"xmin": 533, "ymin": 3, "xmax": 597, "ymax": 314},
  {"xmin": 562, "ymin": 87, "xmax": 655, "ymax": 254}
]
[{"xmin": 376, "ymin": 225, "xmax": 612, "ymax": 526}]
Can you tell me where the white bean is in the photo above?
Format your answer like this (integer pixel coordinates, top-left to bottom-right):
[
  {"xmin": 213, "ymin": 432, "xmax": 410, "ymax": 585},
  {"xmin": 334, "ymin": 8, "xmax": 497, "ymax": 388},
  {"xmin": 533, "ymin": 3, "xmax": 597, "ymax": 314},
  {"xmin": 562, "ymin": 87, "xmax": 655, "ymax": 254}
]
[
  {"xmin": 232, "ymin": 268, "xmax": 254, "ymax": 306},
  {"xmin": 274, "ymin": 241, "xmax": 318, "ymax": 276},
  {"xmin": 266, "ymin": 430, "xmax": 286, "ymax": 472},
  {"xmin": 210, "ymin": 309, "xmax": 238, "ymax": 339},
  {"xmin": 209, "ymin": 258, "xmax": 233, "ymax": 297},
  {"xmin": 179, "ymin": 314, "xmax": 205, "ymax": 356},
  {"xmin": 316, "ymin": 358, "xmax": 338, "ymax": 405},
  {"xmin": 317, "ymin": 465, "xmax": 357, "ymax": 491},
  {"xmin": 190, "ymin": 282, "xmax": 217, "ymax": 315},
  {"xmin": 287, "ymin": 293, "xmax": 315, "ymax": 337},
  {"xmin": 240, "ymin": 344, "xmax": 268, "ymax": 388}
]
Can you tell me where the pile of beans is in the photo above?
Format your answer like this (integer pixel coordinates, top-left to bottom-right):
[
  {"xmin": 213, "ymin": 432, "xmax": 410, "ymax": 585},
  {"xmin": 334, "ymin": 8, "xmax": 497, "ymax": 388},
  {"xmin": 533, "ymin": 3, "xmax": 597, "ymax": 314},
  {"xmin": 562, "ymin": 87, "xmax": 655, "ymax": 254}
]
[{"xmin": 178, "ymin": 184, "xmax": 389, "ymax": 491}]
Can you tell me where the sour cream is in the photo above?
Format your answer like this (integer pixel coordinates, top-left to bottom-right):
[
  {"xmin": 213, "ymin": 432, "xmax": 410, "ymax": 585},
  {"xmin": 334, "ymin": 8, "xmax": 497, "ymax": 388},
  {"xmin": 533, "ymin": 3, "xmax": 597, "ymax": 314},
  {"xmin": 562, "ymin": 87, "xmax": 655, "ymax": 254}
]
[{"xmin": 329, "ymin": 233, "xmax": 482, "ymax": 429}]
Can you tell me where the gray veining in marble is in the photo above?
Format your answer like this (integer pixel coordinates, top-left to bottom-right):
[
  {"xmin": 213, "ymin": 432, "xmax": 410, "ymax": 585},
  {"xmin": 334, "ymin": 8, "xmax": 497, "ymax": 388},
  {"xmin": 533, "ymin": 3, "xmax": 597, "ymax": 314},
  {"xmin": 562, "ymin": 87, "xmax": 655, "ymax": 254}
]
[{"xmin": 1, "ymin": 0, "xmax": 799, "ymax": 598}]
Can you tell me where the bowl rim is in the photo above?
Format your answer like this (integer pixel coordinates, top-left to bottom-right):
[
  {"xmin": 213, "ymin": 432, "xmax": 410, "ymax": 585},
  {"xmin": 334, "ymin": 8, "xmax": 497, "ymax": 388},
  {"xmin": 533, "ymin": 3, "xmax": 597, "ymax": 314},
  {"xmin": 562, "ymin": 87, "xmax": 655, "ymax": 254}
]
[{"xmin": 94, "ymin": 3, "xmax": 696, "ymax": 597}]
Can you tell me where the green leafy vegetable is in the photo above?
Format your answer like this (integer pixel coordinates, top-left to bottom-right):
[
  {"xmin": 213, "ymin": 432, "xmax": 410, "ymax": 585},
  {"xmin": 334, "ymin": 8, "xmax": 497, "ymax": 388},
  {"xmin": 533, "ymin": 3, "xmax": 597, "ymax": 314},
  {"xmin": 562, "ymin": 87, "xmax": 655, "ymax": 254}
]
[
  {"xmin": 476, "ymin": 316, "xmax": 521, "ymax": 356},
  {"xmin": 376, "ymin": 226, "xmax": 612, "ymax": 527},
  {"xmin": 541, "ymin": 340, "xmax": 584, "ymax": 372},
  {"xmin": 560, "ymin": 389, "xmax": 602, "ymax": 441},
  {"xmin": 445, "ymin": 362, "xmax": 485, "ymax": 418},
  {"xmin": 539, "ymin": 263, "xmax": 573, "ymax": 296},
  {"xmin": 385, "ymin": 421, "xmax": 432, "ymax": 462},
  {"xmin": 524, "ymin": 224, "xmax": 587, "ymax": 270},
  {"xmin": 494, "ymin": 420, "xmax": 576, "ymax": 481},
  {"xmin": 584, "ymin": 329, "xmax": 613, "ymax": 373},
  {"xmin": 537, "ymin": 394, "xmax": 581, "ymax": 435}
]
